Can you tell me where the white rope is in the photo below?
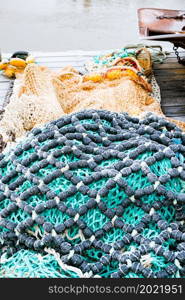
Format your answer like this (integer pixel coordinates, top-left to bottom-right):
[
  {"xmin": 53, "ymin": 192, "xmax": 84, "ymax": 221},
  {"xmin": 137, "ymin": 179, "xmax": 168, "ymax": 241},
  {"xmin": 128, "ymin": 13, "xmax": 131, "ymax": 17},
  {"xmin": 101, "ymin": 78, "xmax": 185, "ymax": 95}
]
[{"xmin": 44, "ymin": 247, "xmax": 84, "ymax": 277}]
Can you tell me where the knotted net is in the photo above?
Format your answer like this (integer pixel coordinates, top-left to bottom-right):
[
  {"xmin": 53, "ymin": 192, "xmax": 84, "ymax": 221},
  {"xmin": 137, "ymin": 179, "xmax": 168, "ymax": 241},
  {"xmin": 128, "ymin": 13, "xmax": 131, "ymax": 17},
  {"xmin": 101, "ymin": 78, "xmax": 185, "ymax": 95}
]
[{"xmin": 0, "ymin": 110, "xmax": 184, "ymax": 278}]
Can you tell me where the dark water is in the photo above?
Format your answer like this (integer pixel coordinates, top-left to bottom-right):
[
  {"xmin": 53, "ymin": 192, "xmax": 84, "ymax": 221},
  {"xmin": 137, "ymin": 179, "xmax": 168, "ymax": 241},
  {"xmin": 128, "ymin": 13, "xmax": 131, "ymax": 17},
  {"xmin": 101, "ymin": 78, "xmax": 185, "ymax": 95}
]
[{"xmin": 0, "ymin": 0, "xmax": 184, "ymax": 52}]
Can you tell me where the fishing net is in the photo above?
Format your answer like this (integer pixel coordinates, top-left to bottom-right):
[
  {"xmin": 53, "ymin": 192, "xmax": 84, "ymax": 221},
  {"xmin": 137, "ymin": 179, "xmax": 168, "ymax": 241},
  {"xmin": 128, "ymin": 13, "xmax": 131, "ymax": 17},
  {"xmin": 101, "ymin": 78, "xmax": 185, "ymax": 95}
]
[
  {"xmin": 0, "ymin": 109, "xmax": 185, "ymax": 278},
  {"xmin": 85, "ymin": 48, "xmax": 136, "ymax": 71},
  {"xmin": 0, "ymin": 249, "xmax": 78, "ymax": 278},
  {"xmin": 85, "ymin": 46, "xmax": 162, "ymax": 103},
  {"xmin": 0, "ymin": 64, "xmax": 64, "ymax": 146},
  {"xmin": 84, "ymin": 45, "xmax": 167, "ymax": 73}
]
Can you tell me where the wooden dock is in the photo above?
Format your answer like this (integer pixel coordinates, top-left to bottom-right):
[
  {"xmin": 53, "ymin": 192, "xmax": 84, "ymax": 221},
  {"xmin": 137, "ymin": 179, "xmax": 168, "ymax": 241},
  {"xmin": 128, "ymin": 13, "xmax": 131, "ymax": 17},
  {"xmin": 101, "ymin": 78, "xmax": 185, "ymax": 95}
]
[
  {"xmin": 153, "ymin": 51, "xmax": 185, "ymax": 122},
  {"xmin": 0, "ymin": 50, "xmax": 185, "ymax": 121}
]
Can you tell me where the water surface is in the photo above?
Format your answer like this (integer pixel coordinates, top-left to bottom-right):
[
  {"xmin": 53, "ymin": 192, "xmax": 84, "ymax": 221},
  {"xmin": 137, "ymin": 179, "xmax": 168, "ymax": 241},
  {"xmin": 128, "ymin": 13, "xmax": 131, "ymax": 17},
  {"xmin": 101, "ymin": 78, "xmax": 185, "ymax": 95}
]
[{"xmin": 0, "ymin": 0, "xmax": 184, "ymax": 52}]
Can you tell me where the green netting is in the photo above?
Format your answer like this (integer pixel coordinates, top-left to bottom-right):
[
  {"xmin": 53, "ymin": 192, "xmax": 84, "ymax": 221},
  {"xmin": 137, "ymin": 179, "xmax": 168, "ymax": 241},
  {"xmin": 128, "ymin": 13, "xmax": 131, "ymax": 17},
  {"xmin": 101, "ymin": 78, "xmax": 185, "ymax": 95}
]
[
  {"xmin": 0, "ymin": 250, "xmax": 78, "ymax": 278},
  {"xmin": 0, "ymin": 110, "xmax": 184, "ymax": 278}
]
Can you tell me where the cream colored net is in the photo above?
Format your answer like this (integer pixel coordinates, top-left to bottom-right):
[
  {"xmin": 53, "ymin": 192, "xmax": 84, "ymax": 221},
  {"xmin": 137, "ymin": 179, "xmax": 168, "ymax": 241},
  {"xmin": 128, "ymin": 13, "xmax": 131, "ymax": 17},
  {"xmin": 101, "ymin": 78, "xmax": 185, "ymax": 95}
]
[
  {"xmin": 52, "ymin": 70, "xmax": 161, "ymax": 117},
  {"xmin": 0, "ymin": 64, "xmax": 64, "ymax": 147},
  {"xmin": 1, "ymin": 58, "xmax": 185, "ymax": 152},
  {"xmin": 52, "ymin": 65, "xmax": 185, "ymax": 132}
]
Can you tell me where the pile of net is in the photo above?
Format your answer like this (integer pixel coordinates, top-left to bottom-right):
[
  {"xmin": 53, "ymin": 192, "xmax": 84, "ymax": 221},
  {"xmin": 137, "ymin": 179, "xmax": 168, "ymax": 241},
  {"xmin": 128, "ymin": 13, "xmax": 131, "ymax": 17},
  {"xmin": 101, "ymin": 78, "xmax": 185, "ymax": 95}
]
[
  {"xmin": 1, "ymin": 47, "xmax": 185, "ymax": 153},
  {"xmin": 0, "ymin": 109, "xmax": 185, "ymax": 278},
  {"xmin": 84, "ymin": 46, "xmax": 162, "ymax": 103}
]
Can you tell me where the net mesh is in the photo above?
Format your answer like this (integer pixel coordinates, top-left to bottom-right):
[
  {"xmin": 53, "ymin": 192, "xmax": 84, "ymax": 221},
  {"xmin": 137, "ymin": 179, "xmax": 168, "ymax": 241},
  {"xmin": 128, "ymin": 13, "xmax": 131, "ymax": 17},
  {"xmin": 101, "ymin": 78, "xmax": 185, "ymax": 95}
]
[
  {"xmin": 0, "ymin": 109, "xmax": 185, "ymax": 278},
  {"xmin": 0, "ymin": 64, "xmax": 64, "ymax": 146}
]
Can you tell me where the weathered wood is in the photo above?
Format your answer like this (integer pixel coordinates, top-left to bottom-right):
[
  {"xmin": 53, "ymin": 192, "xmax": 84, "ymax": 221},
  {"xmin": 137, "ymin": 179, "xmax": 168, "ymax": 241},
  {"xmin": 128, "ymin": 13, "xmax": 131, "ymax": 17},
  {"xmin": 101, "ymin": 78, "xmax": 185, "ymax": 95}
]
[
  {"xmin": 154, "ymin": 63, "xmax": 185, "ymax": 70},
  {"xmin": 152, "ymin": 51, "xmax": 185, "ymax": 117},
  {"xmin": 37, "ymin": 57, "xmax": 92, "ymax": 63},
  {"xmin": 171, "ymin": 116, "xmax": 185, "ymax": 122},
  {"xmin": 158, "ymin": 80, "xmax": 185, "ymax": 89},
  {"xmin": 155, "ymin": 70, "xmax": 185, "ymax": 75},
  {"xmin": 162, "ymin": 106, "xmax": 185, "ymax": 117}
]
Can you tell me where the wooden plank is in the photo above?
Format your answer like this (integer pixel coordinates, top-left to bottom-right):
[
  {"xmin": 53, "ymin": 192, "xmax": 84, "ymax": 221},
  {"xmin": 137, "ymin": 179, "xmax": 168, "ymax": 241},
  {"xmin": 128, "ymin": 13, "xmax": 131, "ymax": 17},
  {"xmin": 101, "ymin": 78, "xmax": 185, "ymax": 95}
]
[
  {"xmin": 36, "ymin": 56, "xmax": 92, "ymax": 63},
  {"xmin": 0, "ymin": 75, "xmax": 10, "ymax": 83},
  {"xmin": 154, "ymin": 63, "xmax": 185, "ymax": 70},
  {"xmin": 162, "ymin": 98, "xmax": 185, "ymax": 106},
  {"xmin": 154, "ymin": 68, "xmax": 185, "ymax": 77},
  {"xmin": 171, "ymin": 116, "xmax": 185, "ymax": 122},
  {"xmin": 158, "ymin": 81, "xmax": 185, "ymax": 90},
  {"xmin": 4, "ymin": 51, "xmax": 101, "ymax": 58},
  {"xmin": 1, "ymin": 49, "xmax": 182, "ymax": 60},
  {"xmin": 37, "ymin": 61, "xmax": 85, "ymax": 68},
  {"xmin": 161, "ymin": 89, "xmax": 185, "ymax": 96},
  {"xmin": 157, "ymin": 56, "xmax": 185, "ymax": 62},
  {"xmin": 166, "ymin": 51, "xmax": 184, "ymax": 58},
  {"xmin": 0, "ymin": 90, "xmax": 7, "ymax": 96},
  {"xmin": 162, "ymin": 106, "xmax": 185, "ymax": 117},
  {"xmin": 0, "ymin": 84, "xmax": 11, "ymax": 91}
]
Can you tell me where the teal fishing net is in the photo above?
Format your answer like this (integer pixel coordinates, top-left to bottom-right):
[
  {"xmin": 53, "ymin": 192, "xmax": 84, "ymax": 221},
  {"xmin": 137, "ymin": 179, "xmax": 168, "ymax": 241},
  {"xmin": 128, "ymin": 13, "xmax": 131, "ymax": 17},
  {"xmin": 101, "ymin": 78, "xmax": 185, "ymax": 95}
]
[
  {"xmin": 0, "ymin": 110, "xmax": 184, "ymax": 278},
  {"xmin": 92, "ymin": 48, "xmax": 135, "ymax": 66},
  {"xmin": 85, "ymin": 48, "xmax": 136, "ymax": 73}
]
